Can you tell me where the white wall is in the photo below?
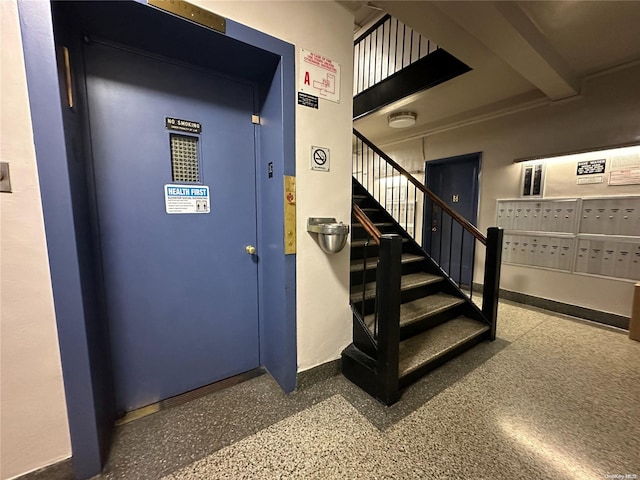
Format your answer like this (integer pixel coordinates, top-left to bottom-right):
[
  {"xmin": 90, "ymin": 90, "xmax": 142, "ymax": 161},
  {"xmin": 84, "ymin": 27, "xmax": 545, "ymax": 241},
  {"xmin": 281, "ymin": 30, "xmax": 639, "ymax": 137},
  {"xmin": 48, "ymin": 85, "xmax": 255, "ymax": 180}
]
[
  {"xmin": 387, "ymin": 64, "xmax": 640, "ymax": 317},
  {"xmin": 193, "ymin": 1, "xmax": 355, "ymax": 371},
  {"xmin": 0, "ymin": 1, "xmax": 72, "ymax": 479}
]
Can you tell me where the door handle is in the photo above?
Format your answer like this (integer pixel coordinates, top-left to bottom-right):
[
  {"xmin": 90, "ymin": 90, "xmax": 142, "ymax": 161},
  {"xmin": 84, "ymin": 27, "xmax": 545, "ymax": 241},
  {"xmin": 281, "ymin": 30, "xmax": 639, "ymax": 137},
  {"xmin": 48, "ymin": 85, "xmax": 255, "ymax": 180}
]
[{"xmin": 245, "ymin": 245, "xmax": 256, "ymax": 255}]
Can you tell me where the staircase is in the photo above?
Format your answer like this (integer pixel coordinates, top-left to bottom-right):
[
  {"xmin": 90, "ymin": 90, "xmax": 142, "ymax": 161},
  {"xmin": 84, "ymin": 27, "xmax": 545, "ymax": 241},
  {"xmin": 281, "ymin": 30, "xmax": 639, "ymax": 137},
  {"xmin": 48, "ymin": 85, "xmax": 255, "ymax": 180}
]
[
  {"xmin": 341, "ymin": 130, "xmax": 503, "ymax": 406},
  {"xmin": 342, "ymin": 15, "xmax": 502, "ymax": 405}
]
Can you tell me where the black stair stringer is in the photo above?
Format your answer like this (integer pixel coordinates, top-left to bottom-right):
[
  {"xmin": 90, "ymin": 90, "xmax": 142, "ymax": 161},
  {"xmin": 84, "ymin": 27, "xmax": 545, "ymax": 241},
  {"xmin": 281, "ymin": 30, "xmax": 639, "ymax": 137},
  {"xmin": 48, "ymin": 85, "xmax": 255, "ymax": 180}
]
[{"xmin": 352, "ymin": 308, "xmax": 377, "ymax": 358}]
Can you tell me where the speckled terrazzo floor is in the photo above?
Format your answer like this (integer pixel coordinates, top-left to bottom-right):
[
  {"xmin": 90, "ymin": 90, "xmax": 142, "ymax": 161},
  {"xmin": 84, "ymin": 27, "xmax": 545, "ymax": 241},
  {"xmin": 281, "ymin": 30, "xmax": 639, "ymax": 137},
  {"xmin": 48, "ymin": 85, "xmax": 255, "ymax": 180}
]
[{"xmin": 95, "ymin": 300, "xmax": 640, "ymax": 480}]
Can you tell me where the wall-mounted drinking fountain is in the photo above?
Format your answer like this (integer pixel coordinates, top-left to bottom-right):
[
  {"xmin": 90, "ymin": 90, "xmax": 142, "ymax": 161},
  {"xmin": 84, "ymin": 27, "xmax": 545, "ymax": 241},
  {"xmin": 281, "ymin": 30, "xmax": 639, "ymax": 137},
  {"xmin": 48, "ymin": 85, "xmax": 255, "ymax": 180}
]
[{"xmin": 307, "ymin": 217, "xmax": 349, "ymax": 254}]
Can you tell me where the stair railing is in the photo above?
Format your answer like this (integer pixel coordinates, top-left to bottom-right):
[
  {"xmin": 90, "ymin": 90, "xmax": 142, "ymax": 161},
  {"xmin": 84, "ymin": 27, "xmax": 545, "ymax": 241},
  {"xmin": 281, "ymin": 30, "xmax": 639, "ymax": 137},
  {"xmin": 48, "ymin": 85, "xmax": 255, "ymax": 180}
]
[
  {"xmin": 353, "ymin": 128, "xmax": 503, "ymax": 336},
  {"xmin": 353, "ymin": 204, "xmax": 381, "ymax": 335},
  {"xmin": 351, "ymin": 201, "xmax": 402, "ymax": 403},
  {"xmin": 354, "ymin": 14, "xmax": 440, "ymax": 96}
]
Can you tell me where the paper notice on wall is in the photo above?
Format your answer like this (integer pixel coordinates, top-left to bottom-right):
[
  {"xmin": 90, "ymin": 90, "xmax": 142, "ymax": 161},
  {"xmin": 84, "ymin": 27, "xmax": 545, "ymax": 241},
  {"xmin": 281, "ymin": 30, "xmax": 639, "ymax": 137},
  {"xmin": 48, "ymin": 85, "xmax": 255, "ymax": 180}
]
[
  {"xmin": 609, "ymin": 169, "xmax": 640, "ymax": 185},
  {"xmin": 608, "ymin": 152, "xmax": 640, "ymax": 185},
  {"xmin": 299, "ymin": 49, "xmax": 341, "ymax": 103}
]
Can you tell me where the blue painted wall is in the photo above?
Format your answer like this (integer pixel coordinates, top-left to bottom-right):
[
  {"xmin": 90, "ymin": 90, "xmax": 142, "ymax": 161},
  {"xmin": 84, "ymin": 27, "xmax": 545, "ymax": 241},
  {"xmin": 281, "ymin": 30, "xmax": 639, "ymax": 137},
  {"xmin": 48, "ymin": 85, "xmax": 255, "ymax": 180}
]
[{"xmin": 17, "ymin": 2, "xmax": 107, "ymax": 477}]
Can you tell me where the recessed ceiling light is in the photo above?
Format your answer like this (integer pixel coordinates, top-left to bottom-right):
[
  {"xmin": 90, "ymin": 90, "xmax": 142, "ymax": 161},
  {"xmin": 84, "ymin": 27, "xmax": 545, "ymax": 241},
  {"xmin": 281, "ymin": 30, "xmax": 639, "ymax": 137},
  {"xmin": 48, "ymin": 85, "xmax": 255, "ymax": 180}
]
[{"xmin": 388, "ymin": 111, "xmax": 417, "ymax": 128}]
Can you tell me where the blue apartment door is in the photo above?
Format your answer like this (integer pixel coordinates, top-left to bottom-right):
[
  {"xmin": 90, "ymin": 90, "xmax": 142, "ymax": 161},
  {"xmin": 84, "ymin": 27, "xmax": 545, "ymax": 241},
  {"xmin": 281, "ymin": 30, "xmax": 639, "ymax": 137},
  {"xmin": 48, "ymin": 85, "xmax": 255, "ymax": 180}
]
[
  {"xmin": 424, "ymin": 154, "xmax": 480, "ymax": 286},
  {"xmin": 85, "ymin": 42, "xmax": 260, "ymax": 413}
]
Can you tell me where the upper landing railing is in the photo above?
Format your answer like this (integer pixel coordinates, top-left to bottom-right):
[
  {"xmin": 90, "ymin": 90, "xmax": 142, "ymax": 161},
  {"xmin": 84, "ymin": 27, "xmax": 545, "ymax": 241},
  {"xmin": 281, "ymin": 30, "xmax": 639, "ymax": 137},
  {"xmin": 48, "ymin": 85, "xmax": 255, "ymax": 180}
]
[{"xmin": 354, "ymin": 14, "xmax": 440, "ymax": 96}]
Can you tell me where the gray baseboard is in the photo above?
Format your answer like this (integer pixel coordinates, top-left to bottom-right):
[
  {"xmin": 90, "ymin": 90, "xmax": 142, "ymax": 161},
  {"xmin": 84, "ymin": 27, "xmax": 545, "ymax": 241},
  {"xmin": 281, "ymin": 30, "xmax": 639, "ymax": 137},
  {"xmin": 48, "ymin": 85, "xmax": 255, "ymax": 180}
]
[
  {"xmin": 13, "ymin": 458, "xmax": 74, "ymax": 480},
  {"xmin": 295, "ymin": 358, "xmax": 341, "ymax": 391},
  {"xmin": 474, "ymin": 283, "xmax": 630, "ymax": 330}
]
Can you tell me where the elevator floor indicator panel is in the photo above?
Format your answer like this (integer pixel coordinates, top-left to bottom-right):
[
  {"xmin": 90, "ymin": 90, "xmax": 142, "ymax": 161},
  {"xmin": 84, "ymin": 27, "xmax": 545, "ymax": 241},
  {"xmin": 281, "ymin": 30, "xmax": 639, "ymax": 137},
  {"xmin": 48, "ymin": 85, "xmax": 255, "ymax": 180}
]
[{"xmin": 164, "ymin": 185, "xmax": 210, "ymax": 214}]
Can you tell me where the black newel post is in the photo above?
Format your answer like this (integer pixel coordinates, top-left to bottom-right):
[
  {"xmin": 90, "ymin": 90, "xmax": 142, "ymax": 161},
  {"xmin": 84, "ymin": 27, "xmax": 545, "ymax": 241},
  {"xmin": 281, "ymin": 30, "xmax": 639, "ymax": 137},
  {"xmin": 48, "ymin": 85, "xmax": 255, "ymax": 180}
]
[
  {"xmin": 376, "ymin": 234, "xmax": 402, "ymax": 405},
  {"xmin": 482, "ymin": 227, "xmax": 504, "ymax": 341}
]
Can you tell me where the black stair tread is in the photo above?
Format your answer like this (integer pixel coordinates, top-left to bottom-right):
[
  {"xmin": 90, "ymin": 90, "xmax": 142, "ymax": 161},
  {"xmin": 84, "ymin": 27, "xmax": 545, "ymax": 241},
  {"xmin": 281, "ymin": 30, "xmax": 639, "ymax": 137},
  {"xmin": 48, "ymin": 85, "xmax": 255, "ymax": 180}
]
[
  {"xmin": 352, "ymin": 222, "xmax": 395, "ymax": 228},
  {"xmin": 363, "ymin": 293, "xmax": 465, "ymax": 329},
  {"xmin": 350, "ymin": 253, "xmax": 424, "ymax": 272},
  {"xmin": 399, "ymin": 316, "xmax": 489, "ymax": 377},
  {"xmin": 353, "ymin": 194, "xmax": 368, "ymax": 200},
  {"xmin": 360, "ymin": 208, "xmax": 379, "ymax": 213},
  {"xmin": 351, "ymin": 272, "xmax": 442, "ymax": 302},
  {"xmin": 351, "ymin": 238, "xmax": 409, "ymax": 248}
]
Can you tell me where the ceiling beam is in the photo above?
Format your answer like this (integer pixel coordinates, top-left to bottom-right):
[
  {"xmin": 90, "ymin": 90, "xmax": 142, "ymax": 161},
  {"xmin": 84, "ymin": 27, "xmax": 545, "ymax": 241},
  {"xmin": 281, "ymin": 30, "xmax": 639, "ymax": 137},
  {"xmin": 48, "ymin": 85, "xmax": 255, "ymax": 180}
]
[{"xmin": 435, "ymin": 1, "xmax": 579, "ymax": 100}]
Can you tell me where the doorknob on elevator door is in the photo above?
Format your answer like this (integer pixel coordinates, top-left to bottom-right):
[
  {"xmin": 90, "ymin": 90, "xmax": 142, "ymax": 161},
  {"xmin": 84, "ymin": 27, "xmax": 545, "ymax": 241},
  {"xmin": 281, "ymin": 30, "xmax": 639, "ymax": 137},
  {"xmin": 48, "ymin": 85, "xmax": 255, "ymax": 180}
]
[{"xmin": 245, "ymin": 245, "xmax": 256, "ymax": 255}]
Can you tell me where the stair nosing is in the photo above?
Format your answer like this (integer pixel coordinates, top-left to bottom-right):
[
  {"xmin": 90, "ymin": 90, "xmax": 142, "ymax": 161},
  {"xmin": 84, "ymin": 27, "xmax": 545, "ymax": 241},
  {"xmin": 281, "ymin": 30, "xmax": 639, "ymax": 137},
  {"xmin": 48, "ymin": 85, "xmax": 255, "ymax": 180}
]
[
  {"xmin": 350, "ymin": 272, "xmax": 443, "ymax": 302},
  {"xmin": 350, "ymin": 253, "xmax": 424, "ymax": 272},
  {"xmin": 351, "ymin": 238, "xmax": 409, "ymax": 248},
  {"xmin": 352, "ymin": 222, "xmax": 394, "ymax": 228}
]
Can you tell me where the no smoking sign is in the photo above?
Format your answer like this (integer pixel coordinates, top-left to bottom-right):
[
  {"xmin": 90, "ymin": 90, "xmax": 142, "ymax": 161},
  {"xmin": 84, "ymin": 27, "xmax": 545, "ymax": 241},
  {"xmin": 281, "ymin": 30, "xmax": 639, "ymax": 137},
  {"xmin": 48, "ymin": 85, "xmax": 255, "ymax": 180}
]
[{"xmin": 311, "ymin": 146, "xmax": 330, "ymax": 172}]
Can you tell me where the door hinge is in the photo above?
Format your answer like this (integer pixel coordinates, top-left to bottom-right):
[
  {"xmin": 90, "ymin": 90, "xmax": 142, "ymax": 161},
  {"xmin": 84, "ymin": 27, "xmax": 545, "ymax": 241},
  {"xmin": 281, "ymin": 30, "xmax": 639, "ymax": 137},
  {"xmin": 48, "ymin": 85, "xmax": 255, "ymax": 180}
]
[{"xmin": 251, "ymin": 114, "xmax": 260, "ymax": 125}]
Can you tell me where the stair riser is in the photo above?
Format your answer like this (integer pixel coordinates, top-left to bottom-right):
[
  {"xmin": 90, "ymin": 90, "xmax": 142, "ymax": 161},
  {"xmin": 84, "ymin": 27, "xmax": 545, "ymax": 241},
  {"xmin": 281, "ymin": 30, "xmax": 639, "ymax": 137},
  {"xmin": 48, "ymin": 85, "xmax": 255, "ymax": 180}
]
[
  {"xmin": 398, "ymin": 330, "xmax": 490, "ymax": 388},
  {"xmin": 399, "ymin": 282, "xmax": 445, "ymax": 304},
  {"xmin": 350, "ymin": 244, "xmax": 379, "ymax": 260},
  {"xmin": 341, "ymin": 347, "xmax": 378, "ymax": 398},
  {"xmin": 355, "ymin": 210, "xmax": 386, "ymax": 223},
  {"xmin": 399, "ymin": 303, "xmax": 465, "ymax": 341},
  {"xmin": 351, "ymin": 281, "xmax": 444, "ymax": 317},
  {"xmin": 350, "ymin": 260, "xmax": 428, "ymax": 286},
  {"xmin": 351, "ymin": 226, "xmax": 397, "ymax": 240}
]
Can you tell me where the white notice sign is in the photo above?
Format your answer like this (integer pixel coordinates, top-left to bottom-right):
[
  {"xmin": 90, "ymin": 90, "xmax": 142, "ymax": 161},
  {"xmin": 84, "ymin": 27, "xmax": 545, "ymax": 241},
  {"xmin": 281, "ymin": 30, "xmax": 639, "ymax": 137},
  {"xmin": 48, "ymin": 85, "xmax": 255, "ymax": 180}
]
[
  {"xmin": 311, "ymin": 146, "xmax": 330, "ymax": 172},
  {"xmin": 299, "ymin": 49, "xmax": 341, "ymax": 103},
  {"xmin": 164, "ymin": 184, "xmax": 210, "ymax": 214}
]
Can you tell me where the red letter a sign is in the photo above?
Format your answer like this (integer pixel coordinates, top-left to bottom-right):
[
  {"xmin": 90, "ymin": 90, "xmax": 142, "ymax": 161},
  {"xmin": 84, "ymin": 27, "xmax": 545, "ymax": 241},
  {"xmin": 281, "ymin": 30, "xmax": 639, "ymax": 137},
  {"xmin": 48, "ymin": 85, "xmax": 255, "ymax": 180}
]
[{"xmin": 304, "ymin": 71, "xmax": 310, "ymax": 85}]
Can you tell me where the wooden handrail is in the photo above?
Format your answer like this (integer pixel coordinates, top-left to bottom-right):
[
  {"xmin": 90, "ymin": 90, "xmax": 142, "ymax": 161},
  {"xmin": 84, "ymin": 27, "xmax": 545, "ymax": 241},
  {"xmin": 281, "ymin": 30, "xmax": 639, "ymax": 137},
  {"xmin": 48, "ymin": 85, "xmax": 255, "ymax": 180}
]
[
  {"xmin": 353, "ymin": 204, "xmax": 381, "ymax": 245},
  {"xmin": 353, "ymin": 128, "xmax": 487, "ymax": 245}
]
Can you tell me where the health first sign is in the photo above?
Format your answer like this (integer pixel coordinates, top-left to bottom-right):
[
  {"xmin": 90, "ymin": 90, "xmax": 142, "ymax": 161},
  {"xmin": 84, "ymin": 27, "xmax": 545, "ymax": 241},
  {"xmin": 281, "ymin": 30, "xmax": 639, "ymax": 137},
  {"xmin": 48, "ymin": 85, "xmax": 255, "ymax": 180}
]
[{"xmin": 299, "ymin": 49, "xmax": 341, "ymax": 104}]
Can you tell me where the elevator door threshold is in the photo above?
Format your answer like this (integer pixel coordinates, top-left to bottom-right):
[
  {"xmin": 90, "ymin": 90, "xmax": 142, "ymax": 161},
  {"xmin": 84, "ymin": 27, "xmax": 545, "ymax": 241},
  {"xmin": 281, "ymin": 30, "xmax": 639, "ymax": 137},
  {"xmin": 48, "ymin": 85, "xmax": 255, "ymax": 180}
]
[{"xmin": 114, "ymin": 368, "xmax": 265, "ymax": 426}]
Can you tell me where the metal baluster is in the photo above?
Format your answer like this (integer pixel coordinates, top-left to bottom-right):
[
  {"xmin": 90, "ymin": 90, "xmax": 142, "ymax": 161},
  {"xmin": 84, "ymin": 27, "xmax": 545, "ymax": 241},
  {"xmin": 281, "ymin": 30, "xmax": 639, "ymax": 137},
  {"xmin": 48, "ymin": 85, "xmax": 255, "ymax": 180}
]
[
  {"xmin": 373, "ymin": 28, "xmax": 378, "ymax": 85},
  {"xmin": 362, "ymin": 238, "xmax": 370, "ymax": 325},
  {"xmin": 405, "ymin": 175, "xmax": 409, "ymax": 231},
  {"xmin": 409, "ymin": 29, "xmax": 414, "ymax": 64},
  {"xmin": 367, "ymin": 36, "xmax": 372, "ymax": 90},
  {"xmin": 448, "ymin": 215, "xmax": 454, "ymax": 280},
  {"xmin": 401, "ymin": 23, "xmax": 406, "ymax": 68},
  {"xmin": 459, "ymin": 226, "xmax": 464, "ymax": 287},
  {"xmin": 387, "ymin": 18, "xmax": 392, "ymax": 76},
  {"xmin": 470, "ymin": 240, "xmax": 477, "ymax": 300},
  {"xmin": 413, "ymin": 185, "xmax": 418, "ymax": 241},
  {"xmin": 381, "ymin": 21, "xmax": 385, "ymax": 83},
  {"xmin": 439, "ymin": 206, "xmax": 443, "ymax": 266},
  {"xmin": 360, "ymin": 138, "xmax": 364, "ymax": 184},
  {"xmin": 357, "ymin": 42, "xmax": 362, "ymax": 94},
  {"xmin": 394, "ymin": 18, "xmax": 399, "ymax": 74},
  {"xmin": 417, "ymin": 33, "xmax": 421, "ymax": 59}
]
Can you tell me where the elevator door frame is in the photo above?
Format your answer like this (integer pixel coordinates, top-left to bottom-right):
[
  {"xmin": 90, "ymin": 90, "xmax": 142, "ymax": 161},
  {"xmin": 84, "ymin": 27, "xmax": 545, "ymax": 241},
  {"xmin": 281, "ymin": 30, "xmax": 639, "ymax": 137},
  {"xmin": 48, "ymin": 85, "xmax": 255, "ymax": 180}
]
[{"xmin": 17, "ymin": 2, "xmax": 296, "ymax": 478}]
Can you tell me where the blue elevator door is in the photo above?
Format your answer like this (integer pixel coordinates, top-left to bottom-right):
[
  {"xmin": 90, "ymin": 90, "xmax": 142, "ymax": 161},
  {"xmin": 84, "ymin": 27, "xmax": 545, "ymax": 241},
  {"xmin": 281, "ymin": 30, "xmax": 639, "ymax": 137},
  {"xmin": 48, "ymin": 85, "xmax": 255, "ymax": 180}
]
[{"xmin": 85, "ymin": 43, "xmax": 260, "ymax": 412}]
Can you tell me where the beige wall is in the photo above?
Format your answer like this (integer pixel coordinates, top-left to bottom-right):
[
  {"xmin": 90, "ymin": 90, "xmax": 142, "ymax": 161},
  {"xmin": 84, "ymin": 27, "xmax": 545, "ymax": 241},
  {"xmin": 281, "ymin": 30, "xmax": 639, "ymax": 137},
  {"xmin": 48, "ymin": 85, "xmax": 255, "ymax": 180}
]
[
  {"xmin": 0, "ymin": 1, "xmax": 72, "ymax": 479},
  {"xmin": 387, "ymin": 64, "xmax": 640, "ymax": 317},
  {"xmin": 194, "ymin": 1, "xmax": 355, "ymax": 371}
]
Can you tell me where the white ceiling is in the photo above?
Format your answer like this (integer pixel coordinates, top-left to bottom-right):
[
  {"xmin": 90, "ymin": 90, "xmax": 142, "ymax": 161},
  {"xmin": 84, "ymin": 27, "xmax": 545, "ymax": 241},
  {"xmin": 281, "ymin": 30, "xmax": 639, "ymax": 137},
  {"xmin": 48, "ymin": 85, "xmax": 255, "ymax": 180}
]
[{"xmin": 349, "ymin": 1, "xmax": 640, "ymax": 146}]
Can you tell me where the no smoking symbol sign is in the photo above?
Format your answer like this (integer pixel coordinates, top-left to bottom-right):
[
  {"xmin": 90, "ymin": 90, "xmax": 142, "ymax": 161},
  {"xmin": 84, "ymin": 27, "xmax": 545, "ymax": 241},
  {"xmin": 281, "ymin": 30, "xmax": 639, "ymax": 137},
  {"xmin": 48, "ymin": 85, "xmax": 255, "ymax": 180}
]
[{"xmin": 311, "ymin": 146, "xmax": 330, "ymax": 172}]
